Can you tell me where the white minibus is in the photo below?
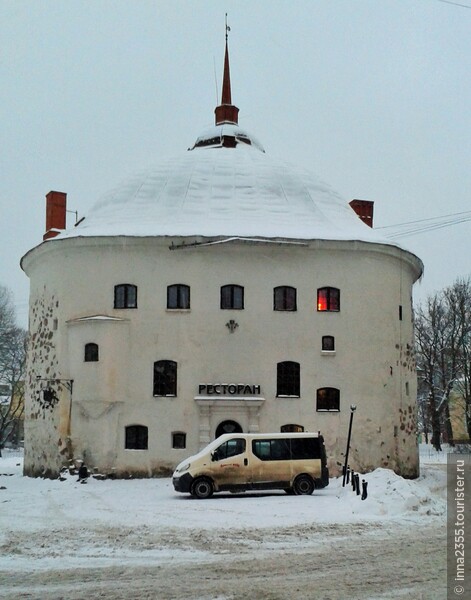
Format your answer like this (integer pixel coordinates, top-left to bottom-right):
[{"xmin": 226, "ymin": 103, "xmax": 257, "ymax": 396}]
[{"xmin": 172, "ymin": 432, "xmax": 329, "ymax": 499}]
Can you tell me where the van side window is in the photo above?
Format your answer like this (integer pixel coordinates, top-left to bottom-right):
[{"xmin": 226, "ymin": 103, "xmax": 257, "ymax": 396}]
[
  {"xmin": 213, "ymin": 438, "xmax": 246, "ymax": 460},
  {"xmin": 252, "ymin": 437, "xmax": 321, "ymax": 461},
  {"xmin": 290, "ymin": 437, "xmax": 321, "ymax": 459},
  {"xmin": 252, "ymin": 439, "xmax": 291, "ymax": 461}
]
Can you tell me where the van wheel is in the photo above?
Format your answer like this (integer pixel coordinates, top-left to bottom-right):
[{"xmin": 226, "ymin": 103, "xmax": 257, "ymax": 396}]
[
  {"xmin": 191, "ymin": 477, "xmax": 214, "ymax": 499},
  {"xmin": 293, "ymin": 475, "xmax": 315, "ymax": 495}
]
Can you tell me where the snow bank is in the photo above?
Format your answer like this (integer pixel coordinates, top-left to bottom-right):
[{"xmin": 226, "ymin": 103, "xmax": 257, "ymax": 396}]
[
  {"xmin": 0, "ymin": 454, "xmax": 446, "ymax": 574},
  {"xmin": 0, "ymin": 455, "xmax": 446, "ymax": 534}
]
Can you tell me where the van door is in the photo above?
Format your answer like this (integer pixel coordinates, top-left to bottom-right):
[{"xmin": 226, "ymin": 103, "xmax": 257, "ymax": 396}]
[
  {"xmin": 210, "ymin": 437, "xmax": 250, "ymax": 490},
  {"xmin": 250, "ymin": 438, "xmax": 293, "ymax": 489}
]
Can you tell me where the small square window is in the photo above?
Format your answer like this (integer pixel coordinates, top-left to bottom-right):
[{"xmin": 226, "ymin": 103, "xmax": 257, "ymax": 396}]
[
  {"xmin": 114, "ymin": 284, "xmax": 137, "ymax": 309},
  {"xmin": 316, "ymin": 387, "xmax": 340, "ymax": 411},
  {"xmin": 221, "ymin": 285, "xmax": 244, "ymax": 309},
  {"xmin": 322, "ymin": 336, "xmax": 335, "ymax": 352},
  {"xmin": 172, "ymin": 432, "xmax": 186, "ymax": 449},
  {"xmin": 84, "ymin": 342, "xmax": 99, "ymax": 362},
  {"xmin": 317, "ymin": 287, "xmax": 340, "ymax": 312},
  {"xmin": 167, "ymin": 284, "xmax": 190, "ymax": 309},
  {"xmin": 274, "ymin": 286, "xmax": 297, "ymax": 311},
  {"xmin": 125, "ymin": 425, "xmax": 148, "ymax": 450}
]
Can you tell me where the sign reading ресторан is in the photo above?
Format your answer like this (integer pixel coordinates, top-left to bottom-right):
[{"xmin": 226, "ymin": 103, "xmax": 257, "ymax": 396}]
[{"xmin": 198, "ymin": 383, "xmax": 261, "ymax": 396}]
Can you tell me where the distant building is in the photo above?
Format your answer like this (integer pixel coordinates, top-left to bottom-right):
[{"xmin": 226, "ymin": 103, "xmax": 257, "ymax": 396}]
[
  {"xmin": 21, "ymin": 39, "xmax": 423, "ymax": 478},
  {"xmin": 449, "ymin": 387, "xmax": 470, "ymax": 443},
  {"xmin": 0, "ymin": 382, "xmax": 24, "ymax": 448}
]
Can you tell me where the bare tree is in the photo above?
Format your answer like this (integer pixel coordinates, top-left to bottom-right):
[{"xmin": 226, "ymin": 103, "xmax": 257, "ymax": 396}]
[
  {"xmin": 0, "ymin": 285, "xmax": 27, "ymax": 455},
  {"xmin": 415, "ymin": 294, "xmax": 446, "ymax": 450},
  {"xmin": 415, "ymin": 277, "xmax": 471, "ymax": 450},
  {"xmin": 445, "ymin": 278, "xmax": 471, "ymax": 440}
]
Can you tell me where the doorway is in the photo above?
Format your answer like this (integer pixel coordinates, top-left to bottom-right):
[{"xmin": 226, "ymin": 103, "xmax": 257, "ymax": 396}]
[{"xmin": 215, "ymin": 420, "xmax": 243, "ymax": 438}]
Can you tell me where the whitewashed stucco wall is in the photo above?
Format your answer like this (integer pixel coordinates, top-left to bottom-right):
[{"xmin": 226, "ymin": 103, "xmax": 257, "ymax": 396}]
[{"xmin": 22, "ymin": 235, "xmax": 421, "ymax": 478}]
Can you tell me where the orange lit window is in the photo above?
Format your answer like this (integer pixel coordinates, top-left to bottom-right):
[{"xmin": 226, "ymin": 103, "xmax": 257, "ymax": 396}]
[{"xmin": 317, "ymin": 287, "xmax": 340, "ymax": 312}]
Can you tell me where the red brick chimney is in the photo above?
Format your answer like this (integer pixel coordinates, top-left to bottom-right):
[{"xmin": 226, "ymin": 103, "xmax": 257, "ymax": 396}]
[
  {"xmin": 44, "ymin": 191, "xmax": 67, "ymax": 241},
  {"xmin": 349, "ymin": 199, "xmax": 374, "ymax": 228}
]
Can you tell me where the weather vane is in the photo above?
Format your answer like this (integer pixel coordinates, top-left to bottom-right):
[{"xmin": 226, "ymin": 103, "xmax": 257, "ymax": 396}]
[{"xmin": 225, "ymin": 13, "xmax": 231, "ymax": 42}]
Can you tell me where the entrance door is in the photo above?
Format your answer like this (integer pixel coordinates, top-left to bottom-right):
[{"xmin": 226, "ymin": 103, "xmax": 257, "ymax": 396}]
[{"xmin": 215, "ymin": 419, "xmax": 243, "ymax": 438}]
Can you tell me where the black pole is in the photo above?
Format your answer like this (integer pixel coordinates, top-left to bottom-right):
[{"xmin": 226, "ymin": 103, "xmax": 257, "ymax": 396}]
[{"xmin": 342, "ymin": 405, "xmax": 356, "ymax": 487}]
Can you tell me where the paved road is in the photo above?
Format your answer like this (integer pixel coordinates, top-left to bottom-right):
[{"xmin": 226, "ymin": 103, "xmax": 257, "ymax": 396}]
[{"xmin": 1, "ymin": 521, "xmax": 446, "ymax": 599}]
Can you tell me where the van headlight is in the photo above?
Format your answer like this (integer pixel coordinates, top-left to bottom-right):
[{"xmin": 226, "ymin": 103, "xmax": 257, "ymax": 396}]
[{"xmin": 176, "ymin": 463, "xmax": 190, "ymax": 474}]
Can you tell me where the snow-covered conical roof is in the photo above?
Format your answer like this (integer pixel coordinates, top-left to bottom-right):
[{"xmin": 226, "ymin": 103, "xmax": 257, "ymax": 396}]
[
  {"xmin": 57, "ymin": 130, "xmax": 393, "ymax": 244},
  {"xmin": 52, "ymin": 37, "xmax": 416, "ymax": 257}
]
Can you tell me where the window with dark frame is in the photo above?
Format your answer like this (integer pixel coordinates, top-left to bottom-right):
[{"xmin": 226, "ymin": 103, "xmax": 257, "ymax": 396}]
[
  {"xmin": 317, "ymin": 287, "xmax": 340, "ymax": 312},
  {"xmin": 125, "ymin": 425, "xmax": 148, "ymax": 450},
  {"xmin": 274, "ymin": 286, "xmax": 297, "ymax": 311},
  {"xmin": 277, "ymin": 361, "xmax": 300, "ymax": 397},
  {"xmin": 316, "ymin": 387, "xmax": 340, "ymax": 411},
  {"xmin": 84, "ymin": 342, "xmax": 99, "ymax": 362},
  {"xmin": 114, "ymin": 284, "xmax": 137, "ymax": 309},
  {"xmin": 153, "ymin": 360, "xmax": 177, "ymax": 396},
  {"xmin": 280, "ymin": 424, "xmax": 304, "ymax": 433},
  {"xmin": 220, "ymin": 284, "xmax": 244, "ymax": 309},
  {"xmin": 322, "ymin": 335, "xmax": 335, "ymax": 352},
  {"xmin": 172, "ymin": 432, "xmax": 187, "ymax": 449},
  {"xmin": 167, "ymin": 284, "xmax": 190, "ymax": 309}
]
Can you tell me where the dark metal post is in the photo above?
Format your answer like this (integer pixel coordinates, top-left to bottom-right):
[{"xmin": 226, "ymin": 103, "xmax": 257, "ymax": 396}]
[{"xmin": 342, "ymin": 405, "xmax": 356, "ymax": 487}]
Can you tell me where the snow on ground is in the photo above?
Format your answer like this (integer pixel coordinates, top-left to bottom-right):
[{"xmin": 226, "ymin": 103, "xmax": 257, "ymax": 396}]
[{"xmin": 0, "ymin": 446, "xmax": 447, "ymax": 575}]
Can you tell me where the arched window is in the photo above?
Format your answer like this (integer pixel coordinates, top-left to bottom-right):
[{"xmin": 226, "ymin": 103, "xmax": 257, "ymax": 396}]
[
  {"xmin": 322, "ymin": 336, "xmax": 335, "ymax": 352},
  {"xmin": 167, "ymin": 284, "xmax": 190, "ymax": 309},
  {"xmin": 215, "ymin": 420, "xmax": 243, "ymax": 438},
  {"xmin": 277, "ymin": 361, "xmax": 300, "ymax": 397},
  {"xmin": 316, "ymin": 387, "xmax": 340, "ymax": 412},
  {"xmin": 114, "ymin": 284, "xmax": 137, "ymax": 309},
  {"xmin": 153, "ymin": 360, "xmax": 177, "ymax": 396},
  {"xmin": 221, "ymin": 285, "xmax": 244, "ymax": 309},
  {"xmin": 280, "ymin": 424, "xmax": 304, "ymax": 432},
  {"xmin": 84, "ymin": 342, "xmax": 99, "ymax": 362},
  {"xmin": 317, "ymin": 287, "xmax": 340, "ymax": 312},
  {"xmin": 274, "ymin": 286, "xmax": 297, "ymax": 311},
  {"xmin": 172, "ymin": 432, "xmax": 187, "ymax": 449},
  {"xmin": 125, "ymin": 425, "xmax": 148, "ymax": 450}
]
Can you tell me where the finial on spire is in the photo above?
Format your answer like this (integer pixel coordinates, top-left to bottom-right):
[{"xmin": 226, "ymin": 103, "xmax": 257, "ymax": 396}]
[
  {"xmin": 215, "ymin": 14, "xmax": 239, "ymax": 126},
  {"xmin": 225, "ymin": 13, "xmax": 230, "ymax": 42}
]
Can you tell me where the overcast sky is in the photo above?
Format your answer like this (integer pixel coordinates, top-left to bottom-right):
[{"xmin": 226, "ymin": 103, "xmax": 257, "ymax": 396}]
[{"xmin": 1, "ymin": 0, "xmax": 470, "ymax": 328}]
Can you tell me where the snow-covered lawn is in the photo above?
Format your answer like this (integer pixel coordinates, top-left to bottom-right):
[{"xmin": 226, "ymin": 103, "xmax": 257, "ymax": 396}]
[
  {"xmin": 0, "ymin": 448, "xmax": 448, "ymax": 599},
  {"xmin": 0, "ymin": 452, "xmax": 446, "ymax": 560}
]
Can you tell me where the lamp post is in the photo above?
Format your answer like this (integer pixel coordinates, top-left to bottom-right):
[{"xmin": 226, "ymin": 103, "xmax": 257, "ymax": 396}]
[{"xmin": 342, "ymin": 404, "xmax": 356, "ymax": 487}]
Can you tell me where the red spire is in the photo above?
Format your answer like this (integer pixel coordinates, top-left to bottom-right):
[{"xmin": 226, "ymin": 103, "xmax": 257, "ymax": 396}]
[
  {"xmin": 214, "ymin": 18, "xmax": 239, "ymax": 126},
  {"xmin": 221, "ymin": 40, "xmax": 232, "ymax": 105}
]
